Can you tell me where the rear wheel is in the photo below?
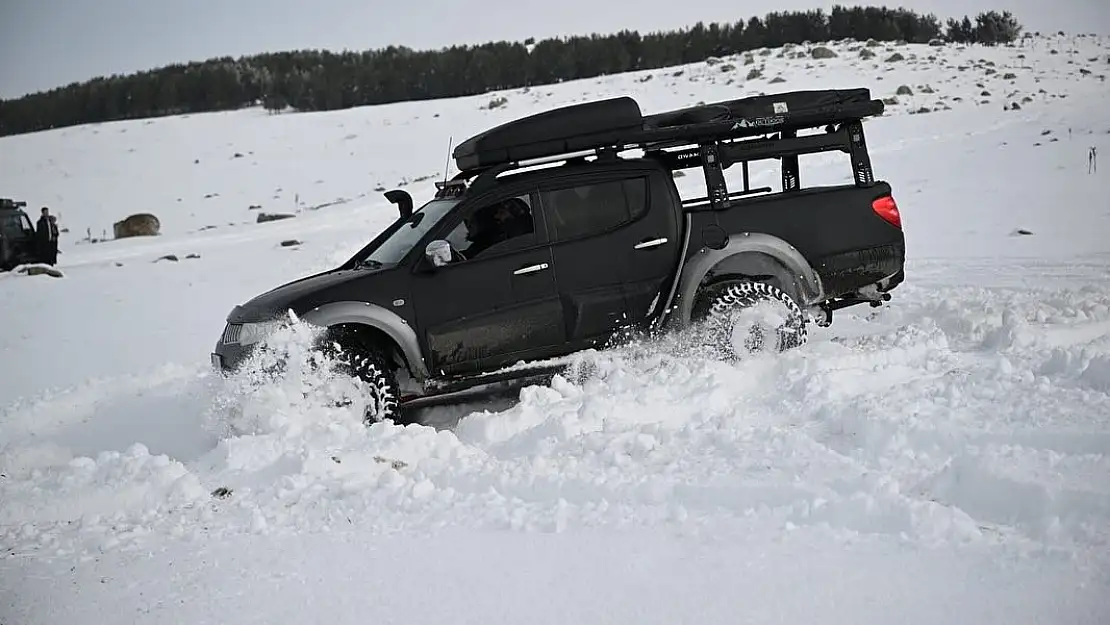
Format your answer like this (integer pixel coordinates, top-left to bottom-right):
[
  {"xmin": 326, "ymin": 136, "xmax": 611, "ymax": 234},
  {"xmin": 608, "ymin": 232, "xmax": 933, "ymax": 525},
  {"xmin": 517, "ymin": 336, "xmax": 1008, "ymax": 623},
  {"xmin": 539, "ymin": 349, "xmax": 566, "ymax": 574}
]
[{"xmin": 692, "ymin": 279, "xmax": 808, "ymax": 359}]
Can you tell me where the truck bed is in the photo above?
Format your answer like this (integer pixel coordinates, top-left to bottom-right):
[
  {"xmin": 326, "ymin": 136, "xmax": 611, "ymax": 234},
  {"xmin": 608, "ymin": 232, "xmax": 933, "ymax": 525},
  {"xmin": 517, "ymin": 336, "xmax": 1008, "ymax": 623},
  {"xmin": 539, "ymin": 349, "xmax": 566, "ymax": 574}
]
[{"xmin": 689, "ymin": 182, "xmax": 906, "ymax": 300}]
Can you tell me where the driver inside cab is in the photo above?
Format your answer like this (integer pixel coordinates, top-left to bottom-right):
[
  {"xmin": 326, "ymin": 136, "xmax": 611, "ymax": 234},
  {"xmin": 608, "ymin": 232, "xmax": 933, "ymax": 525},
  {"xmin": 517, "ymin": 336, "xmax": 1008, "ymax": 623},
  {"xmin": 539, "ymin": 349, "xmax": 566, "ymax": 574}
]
[{"xmin": 458, "ymin": 198, "xmax": 535, "ymax": 260}]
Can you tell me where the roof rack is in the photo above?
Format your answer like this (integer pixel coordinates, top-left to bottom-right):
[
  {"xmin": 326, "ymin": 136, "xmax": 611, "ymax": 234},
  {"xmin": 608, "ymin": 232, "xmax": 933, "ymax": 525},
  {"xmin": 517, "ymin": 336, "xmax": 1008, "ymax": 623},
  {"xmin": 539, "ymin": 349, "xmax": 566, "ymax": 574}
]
[{"xmin": 452, "ymin": 88, "xmax": 884, "ymax": 174}]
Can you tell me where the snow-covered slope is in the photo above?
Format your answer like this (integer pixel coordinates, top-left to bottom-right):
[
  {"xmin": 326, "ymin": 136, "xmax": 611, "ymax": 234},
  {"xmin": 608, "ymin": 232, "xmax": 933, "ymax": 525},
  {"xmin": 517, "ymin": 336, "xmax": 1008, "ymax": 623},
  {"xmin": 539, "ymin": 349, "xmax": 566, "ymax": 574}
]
[{"xmin": 2, "ymin": 33, "xmax": 1110, "ymax": 625}]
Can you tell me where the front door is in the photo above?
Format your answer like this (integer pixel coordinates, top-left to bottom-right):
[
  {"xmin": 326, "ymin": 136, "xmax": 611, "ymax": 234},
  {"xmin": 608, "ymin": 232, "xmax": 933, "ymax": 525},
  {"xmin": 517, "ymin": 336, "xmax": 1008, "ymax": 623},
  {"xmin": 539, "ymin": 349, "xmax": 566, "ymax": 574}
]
[{"xmin": 409, "ymin": 192, "xmax": 564, "ymax": 377}]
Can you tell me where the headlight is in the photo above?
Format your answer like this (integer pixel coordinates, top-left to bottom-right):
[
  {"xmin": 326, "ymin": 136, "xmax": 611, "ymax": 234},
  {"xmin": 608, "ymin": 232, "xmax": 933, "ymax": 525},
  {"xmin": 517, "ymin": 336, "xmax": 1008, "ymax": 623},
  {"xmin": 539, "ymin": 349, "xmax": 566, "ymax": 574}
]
[{"xmin": 238, "ymin": 321, "xmax": 282, "ymax": 346}]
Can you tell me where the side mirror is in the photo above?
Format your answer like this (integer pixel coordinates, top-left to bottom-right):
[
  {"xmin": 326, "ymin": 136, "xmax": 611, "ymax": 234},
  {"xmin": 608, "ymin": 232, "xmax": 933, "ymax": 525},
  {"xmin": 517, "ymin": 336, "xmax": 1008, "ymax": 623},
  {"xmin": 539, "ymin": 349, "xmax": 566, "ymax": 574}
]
[
  {"xmin": 424, "ymin": 240, "xmax": 452, "ymax": 268},
  {"xmin": 384, "ymin": 189, "xmax": 413, "ymax": 219}
]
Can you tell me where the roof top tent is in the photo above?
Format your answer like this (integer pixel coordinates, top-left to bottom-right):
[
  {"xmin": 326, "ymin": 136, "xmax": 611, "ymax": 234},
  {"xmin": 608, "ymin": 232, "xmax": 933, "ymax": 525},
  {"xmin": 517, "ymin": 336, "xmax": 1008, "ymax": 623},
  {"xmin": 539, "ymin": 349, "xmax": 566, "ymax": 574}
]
[{"xmin": 447, "ymin": 88, "xmax": 885, "ymax": 210}]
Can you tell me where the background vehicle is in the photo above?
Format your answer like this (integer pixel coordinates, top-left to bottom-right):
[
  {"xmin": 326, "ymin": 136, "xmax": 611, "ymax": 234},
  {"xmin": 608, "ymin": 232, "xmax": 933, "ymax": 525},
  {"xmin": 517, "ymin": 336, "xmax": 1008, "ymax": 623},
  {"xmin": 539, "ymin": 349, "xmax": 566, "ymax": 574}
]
[
  {"xmin": 0, "ymin": 198, "xmax": 43, "ymax": 271},
  {"xmin": 212, "ymin": 88, "xmax": 906, "ymax": 423}
]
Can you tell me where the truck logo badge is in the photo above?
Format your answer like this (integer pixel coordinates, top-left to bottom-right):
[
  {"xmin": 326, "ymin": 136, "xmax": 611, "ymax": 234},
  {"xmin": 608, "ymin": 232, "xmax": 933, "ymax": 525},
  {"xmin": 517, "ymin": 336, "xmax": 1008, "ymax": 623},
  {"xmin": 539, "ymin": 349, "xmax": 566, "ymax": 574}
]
[{"xmin": 732, "ymin": 115, "xmax": 786, "ymax": 129}]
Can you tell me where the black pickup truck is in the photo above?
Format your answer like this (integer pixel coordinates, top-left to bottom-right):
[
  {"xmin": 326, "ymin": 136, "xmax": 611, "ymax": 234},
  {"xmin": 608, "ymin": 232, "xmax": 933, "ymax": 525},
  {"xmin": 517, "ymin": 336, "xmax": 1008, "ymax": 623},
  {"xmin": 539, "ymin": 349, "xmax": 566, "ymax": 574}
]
[{"xmin": 212, "ymin": 87, "xmax": 906, "ymax": 423}]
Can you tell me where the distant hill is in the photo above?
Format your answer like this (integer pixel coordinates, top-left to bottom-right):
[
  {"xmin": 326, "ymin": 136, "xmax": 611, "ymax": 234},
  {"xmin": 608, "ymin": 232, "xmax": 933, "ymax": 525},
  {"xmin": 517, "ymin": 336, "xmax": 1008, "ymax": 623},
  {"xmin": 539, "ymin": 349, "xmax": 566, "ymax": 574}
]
[{"xmin": 0, "ymin": 6, "xmax": 1024, "ymax": 137}]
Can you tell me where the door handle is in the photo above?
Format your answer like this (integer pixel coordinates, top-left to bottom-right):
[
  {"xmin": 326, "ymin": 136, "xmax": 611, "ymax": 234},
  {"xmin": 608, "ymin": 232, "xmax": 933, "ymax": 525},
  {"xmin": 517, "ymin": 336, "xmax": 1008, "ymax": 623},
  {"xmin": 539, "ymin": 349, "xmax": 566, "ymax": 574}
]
[
  {"xmin": 513, "ymin": 262, "xmax": 549, "ymax": 275},
  {"xmin": 634, "ymin": 237, "xmax": 668, "ymax": 250}
]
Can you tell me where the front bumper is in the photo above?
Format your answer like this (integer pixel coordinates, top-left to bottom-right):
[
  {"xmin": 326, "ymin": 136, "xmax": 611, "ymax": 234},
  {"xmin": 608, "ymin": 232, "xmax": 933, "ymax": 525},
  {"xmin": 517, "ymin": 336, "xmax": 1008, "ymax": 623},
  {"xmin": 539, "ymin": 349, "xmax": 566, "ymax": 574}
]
[
  {"xmin": 211, "ymin": 340, "xmax": 255, "ymax": 373},
  {"xmin": 211, "ymin": 322, "xmax": 259, "ymax": 372}
]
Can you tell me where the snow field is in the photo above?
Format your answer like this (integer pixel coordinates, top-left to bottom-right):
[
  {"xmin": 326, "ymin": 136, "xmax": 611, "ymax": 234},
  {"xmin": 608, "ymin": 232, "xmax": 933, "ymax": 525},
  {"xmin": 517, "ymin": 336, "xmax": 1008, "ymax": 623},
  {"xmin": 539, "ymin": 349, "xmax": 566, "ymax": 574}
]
[{"xmin": 3, "ymin": 272, "xmax": 1109, "ymax": 566}]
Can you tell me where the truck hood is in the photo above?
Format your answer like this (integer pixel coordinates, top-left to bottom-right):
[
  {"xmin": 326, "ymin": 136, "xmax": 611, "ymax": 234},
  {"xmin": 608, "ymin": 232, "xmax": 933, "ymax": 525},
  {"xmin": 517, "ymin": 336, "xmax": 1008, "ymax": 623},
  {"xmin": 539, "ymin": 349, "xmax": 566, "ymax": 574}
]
[{"xmin": 227, "ymin": 266, "xmax": 385, "ymax": 322}]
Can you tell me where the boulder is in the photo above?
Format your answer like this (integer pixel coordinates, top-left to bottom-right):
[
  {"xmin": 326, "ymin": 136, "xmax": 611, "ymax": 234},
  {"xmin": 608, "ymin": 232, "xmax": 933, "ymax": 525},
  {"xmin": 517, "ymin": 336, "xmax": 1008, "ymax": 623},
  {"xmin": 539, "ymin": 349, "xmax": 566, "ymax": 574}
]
[
  {"xmin": 257, "ymin": 212, "xmax": 295, "ymax": 223},
  {"xmin": 113, "ymin": 213, "xmax": 160, "ymax": 239}
]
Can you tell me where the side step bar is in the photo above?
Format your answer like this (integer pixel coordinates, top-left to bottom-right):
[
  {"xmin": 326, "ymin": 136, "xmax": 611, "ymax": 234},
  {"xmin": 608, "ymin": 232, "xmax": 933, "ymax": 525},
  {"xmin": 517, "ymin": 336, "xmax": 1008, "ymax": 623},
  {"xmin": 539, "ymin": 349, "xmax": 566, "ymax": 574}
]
[{"xmin": 402, "ymin": 364, "xmax": 567, "ymax": 410}]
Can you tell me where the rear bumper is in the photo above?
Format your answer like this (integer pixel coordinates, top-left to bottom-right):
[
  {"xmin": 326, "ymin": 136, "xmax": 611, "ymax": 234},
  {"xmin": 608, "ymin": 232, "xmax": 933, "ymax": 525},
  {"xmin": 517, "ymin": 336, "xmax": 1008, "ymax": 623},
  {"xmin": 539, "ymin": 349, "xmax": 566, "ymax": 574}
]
[
  {"xmin": 814, "ymin": 241, "xmax": 905, "ymax": 299},
  {"xmin": 881, "ymin": 266, "xmax": 905, "ymax": 292}
]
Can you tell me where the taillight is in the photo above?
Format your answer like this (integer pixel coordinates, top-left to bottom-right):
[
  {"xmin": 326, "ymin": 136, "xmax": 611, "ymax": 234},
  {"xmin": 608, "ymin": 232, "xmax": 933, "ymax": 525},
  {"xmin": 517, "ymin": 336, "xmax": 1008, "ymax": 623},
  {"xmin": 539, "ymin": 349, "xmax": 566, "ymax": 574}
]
[{"xmin": 872, "ymin": 195, "xmax": 901, "ymax": 229}]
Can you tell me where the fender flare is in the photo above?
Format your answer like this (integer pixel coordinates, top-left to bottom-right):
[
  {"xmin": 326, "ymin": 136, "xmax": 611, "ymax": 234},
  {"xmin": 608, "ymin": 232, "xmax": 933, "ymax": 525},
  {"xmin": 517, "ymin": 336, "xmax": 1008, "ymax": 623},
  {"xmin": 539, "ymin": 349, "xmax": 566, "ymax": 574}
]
[
  {"xmin": 671, "ymin": 232, "xmax": 824, "ymax": 326},
  {"xmin": 299, "ymin": 301, "xmax": 429, "ymax": 380}
]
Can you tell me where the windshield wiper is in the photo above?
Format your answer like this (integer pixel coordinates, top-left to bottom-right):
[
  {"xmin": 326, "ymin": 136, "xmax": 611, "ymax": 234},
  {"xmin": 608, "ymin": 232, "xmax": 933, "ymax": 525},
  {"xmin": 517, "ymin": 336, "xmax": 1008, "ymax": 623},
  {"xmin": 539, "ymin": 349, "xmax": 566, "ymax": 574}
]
[{"xmin": 357, "ymin": 258, "xmax": 384, "ymax": 269}]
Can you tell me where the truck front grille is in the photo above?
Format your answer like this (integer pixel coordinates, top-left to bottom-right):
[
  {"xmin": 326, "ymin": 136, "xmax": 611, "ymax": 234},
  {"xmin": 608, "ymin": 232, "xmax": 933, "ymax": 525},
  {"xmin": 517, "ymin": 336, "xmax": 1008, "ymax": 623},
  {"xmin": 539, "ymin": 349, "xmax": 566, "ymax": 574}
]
[{"xmin": 222, "ymin": 323, "xmax": 242, "ymax": 344}]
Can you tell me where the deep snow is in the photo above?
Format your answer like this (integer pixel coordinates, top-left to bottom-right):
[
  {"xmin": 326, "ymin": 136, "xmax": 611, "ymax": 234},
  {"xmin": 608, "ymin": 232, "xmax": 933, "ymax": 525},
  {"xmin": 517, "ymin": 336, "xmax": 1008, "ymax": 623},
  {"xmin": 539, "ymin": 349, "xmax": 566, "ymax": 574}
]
[{"xmin": 2, "ymin": 33, "xmax": 1110, "ymax": 625}]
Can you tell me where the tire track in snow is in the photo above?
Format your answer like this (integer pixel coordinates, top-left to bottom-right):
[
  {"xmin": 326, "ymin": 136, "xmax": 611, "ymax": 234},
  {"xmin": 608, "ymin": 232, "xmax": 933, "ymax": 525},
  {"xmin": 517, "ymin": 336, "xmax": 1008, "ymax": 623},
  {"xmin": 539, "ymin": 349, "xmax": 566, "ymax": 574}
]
[{"xmin": 793, "ymin": 281, "xmax": 1110, "ymax": 556}]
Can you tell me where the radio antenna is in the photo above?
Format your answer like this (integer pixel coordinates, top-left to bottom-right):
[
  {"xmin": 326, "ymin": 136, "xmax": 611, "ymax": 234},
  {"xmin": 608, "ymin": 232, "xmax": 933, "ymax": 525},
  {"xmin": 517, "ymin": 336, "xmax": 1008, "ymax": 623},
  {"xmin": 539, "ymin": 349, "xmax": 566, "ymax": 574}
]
[{"xmin": 442, "ymin": 136, "xmax": 453, "ymax": 185}]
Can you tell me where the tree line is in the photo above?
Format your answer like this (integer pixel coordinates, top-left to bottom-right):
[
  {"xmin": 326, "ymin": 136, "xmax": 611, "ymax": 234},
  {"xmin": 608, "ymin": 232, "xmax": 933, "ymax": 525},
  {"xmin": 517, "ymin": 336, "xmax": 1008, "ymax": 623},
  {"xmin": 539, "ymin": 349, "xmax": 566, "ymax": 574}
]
[{"xmin": 0, "ymin": 6, "xmax": 1024, "ymax": 137}]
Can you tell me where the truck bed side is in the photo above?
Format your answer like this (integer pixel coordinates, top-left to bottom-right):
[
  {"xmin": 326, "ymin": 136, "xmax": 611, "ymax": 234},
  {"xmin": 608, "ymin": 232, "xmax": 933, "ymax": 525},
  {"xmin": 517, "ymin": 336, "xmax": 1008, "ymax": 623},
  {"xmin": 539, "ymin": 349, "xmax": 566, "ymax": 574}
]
[{"xmin": 688, "ymin": 182, "xmax": 905, "ymax": 300}]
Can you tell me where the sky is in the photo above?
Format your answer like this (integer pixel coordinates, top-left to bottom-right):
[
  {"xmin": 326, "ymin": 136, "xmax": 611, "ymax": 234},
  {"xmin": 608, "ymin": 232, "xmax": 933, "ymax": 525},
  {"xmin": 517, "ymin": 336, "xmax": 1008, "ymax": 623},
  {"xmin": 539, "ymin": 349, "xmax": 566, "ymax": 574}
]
[{"xmin": 1, "ymin": 0, "xmax": 1107, "ymax": 99}]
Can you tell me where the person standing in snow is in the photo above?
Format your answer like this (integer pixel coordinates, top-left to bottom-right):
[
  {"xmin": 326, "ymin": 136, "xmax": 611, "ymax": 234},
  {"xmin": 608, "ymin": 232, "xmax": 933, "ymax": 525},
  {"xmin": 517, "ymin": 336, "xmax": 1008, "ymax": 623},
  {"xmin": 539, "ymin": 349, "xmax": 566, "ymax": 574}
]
[
  {"xmin": 36, "ymin": 206, "xmax": 59, "ymax": 265},
  {"xmin": 1090, "ymin": 147, "xmax": 1098, "ymax": 174}
]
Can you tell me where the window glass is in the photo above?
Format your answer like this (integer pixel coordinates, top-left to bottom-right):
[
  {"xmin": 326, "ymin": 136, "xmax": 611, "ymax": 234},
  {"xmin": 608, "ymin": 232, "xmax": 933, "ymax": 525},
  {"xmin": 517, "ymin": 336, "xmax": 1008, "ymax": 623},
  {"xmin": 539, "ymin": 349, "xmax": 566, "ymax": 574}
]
[
  {"xmin": 442, "ymin": 194, "xmax": 536, "ymax": 262},
  {"xmin": 542, "ymin": 177, "xmax": 647, "ymax": 242},
  {"xmin": 624, "ymin": 177, "xmax": 648, "ymax": 220}
]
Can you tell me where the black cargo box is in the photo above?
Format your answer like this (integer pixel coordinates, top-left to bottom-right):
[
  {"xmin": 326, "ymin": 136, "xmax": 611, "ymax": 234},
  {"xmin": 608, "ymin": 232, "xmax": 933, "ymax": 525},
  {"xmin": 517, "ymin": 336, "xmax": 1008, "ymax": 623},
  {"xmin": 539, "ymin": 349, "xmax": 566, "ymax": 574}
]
[{"xmin": 453, "ymin": 97, "xmax": 643, "ymax": 171}]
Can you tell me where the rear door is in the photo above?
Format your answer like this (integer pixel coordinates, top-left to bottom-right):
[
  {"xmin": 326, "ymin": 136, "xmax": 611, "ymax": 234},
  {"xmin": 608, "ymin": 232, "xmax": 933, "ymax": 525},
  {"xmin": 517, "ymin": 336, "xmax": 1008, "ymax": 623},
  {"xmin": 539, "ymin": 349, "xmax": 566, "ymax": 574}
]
[
  {"xmin": 537, "ymin": 167, "xmax": 681, "ymax": 348},
  {"xmin": 612, "ymin": 173, "xmax": 683, "ymax": 322}
]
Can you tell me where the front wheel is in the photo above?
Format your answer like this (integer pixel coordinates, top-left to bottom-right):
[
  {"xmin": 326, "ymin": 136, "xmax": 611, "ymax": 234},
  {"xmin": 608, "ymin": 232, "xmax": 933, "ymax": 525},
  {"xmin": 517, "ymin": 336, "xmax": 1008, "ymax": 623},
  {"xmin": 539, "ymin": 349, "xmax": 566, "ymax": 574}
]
[
  {"xmin": 693, "ymin": 279, "xmax": 808, "ymax": 359},
  {"xmin": 319, "ymin": 333, "xmax": 404, "ymax": 425}
]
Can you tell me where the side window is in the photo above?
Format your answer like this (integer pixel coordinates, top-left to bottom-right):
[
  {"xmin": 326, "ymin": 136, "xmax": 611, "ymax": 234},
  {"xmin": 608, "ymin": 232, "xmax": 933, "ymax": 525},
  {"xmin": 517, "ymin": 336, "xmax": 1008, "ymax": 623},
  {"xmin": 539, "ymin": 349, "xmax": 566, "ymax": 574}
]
[
  {"xmin": 442, "ymin": 194, "xmax": 536, "ymax": 262},
  {"xmin": 541, "ymin": 177, "xmax": 648, "ymax": 243},
  {"xmin": 624, "ymin": 177, "xmax": 648, "ymax": 221}
]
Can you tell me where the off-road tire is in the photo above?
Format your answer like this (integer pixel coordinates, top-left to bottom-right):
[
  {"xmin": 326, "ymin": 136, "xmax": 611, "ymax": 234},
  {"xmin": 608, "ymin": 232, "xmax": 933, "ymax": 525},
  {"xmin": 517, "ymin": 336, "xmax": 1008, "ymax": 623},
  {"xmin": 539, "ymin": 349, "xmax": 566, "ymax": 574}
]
[
  {"xmin": 693, "ymin": 279, "xmax": 808, "ymax": 358},
  {"xmin": 319, "ymin": 334, "xmax": 404, "ymax": 425}
]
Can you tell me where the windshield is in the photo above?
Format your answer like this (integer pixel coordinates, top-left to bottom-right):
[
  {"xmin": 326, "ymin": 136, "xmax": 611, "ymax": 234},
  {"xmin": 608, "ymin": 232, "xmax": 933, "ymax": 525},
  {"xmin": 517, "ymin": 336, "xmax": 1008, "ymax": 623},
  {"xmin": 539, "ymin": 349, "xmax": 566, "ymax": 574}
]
[{"xmin": 361, "ymin": 198, "xmax": 461, "ymax": 266}]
